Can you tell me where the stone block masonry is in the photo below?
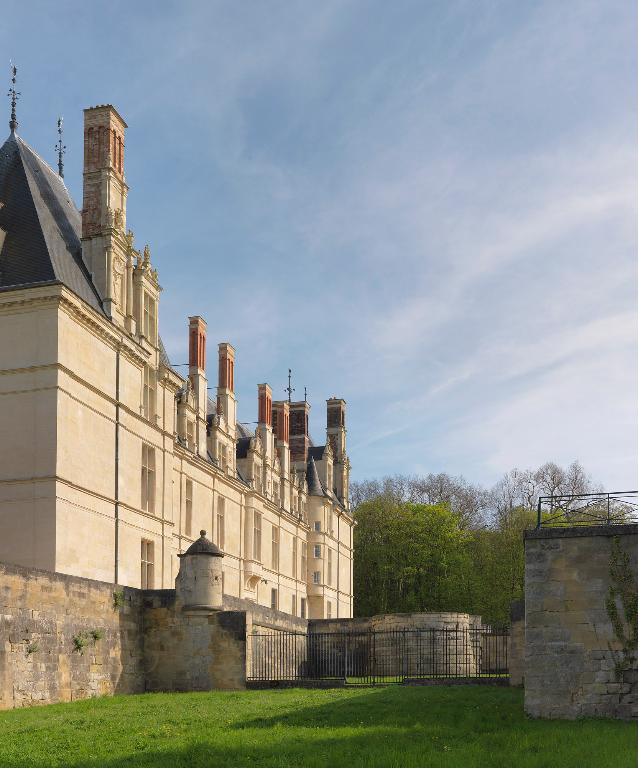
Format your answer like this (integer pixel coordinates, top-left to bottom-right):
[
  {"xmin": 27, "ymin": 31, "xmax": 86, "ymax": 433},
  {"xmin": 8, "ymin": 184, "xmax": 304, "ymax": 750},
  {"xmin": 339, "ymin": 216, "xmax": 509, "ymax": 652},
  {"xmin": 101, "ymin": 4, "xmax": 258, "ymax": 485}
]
[
  {"xmin": 524, "ymin": 524, "xmax": 638, "ymax": 719},
  {"xmin": 0, "ymin": 563, "xmax": 252, "ymax": 709},
  {"xmin": 0, "ymin": 561, "xmax": 144, "ymax": 709}
]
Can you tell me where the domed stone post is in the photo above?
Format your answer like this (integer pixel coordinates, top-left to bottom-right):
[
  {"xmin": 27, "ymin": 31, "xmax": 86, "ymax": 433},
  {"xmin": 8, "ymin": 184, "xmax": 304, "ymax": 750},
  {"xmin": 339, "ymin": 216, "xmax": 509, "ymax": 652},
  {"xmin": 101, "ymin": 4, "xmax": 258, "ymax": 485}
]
[{"xmin": 175, "ymin": 530, "xmax": 224, "ymax": 611}]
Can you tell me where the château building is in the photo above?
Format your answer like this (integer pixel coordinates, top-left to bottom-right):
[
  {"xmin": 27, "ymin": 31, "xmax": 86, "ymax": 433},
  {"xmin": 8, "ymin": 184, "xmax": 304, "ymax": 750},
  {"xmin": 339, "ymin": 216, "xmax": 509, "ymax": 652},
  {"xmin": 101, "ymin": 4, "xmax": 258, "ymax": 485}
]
[{"xmin": 0, "ymin": 99, "xmax": 354, "ymax": 619}]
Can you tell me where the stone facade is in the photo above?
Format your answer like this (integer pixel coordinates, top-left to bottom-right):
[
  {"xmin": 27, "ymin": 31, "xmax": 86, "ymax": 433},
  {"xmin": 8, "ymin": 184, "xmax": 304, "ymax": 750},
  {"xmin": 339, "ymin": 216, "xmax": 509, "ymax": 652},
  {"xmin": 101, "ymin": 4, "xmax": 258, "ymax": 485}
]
[
  {"xmin": 0, "ymin": 103, "xmax": 354, "ymax": 620},
  {"xmin": 525, "ymin": 524, "xmax": 638, "ymax": 719}
]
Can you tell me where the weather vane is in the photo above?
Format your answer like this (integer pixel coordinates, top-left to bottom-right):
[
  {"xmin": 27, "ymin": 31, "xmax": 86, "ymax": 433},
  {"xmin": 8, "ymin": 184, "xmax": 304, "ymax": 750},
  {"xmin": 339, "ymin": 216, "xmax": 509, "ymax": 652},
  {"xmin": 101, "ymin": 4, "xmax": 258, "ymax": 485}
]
[
  {"xmin": 55, "ymin": 117, "xmax": 66, "ymax": 178},
  {"xmin": 8, "ymin": 62, "xmax": 19, "ymax": 133},
  {"xmin": 285, "ymin": 368, "xmax": 295, "ymax": 403},
  {"xmin": 304, "ymin": 386, "xmax": 308, "ymax": 403}
]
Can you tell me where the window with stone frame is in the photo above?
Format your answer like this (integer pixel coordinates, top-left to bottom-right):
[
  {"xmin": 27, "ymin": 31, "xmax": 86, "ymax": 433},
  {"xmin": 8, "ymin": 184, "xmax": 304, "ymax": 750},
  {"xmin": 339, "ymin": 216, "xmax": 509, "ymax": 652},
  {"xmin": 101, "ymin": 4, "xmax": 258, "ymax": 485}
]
[
  {"xmin": 301, "ymin": 542, "xmax": 307, "ymax": 580},
  {"xmin": 186, "ymin": 419, "xmax": 194, "ymax": 451},
  {"xmin": 253, "ymin": 511, "xmax": 262, "ymax": 562},
  {"xmin": 185, "ymin": 479, "xmax": 193, "ymax": 536},
  {"xmin": 313, "ymin": 571, "xmax": 321, "ymax": 585},
  {"xmin": 291, "ymin": 594, "xmax": 297, "ymax": 616},
  {"xmin": 142, "ymin": 365, "xmax": 156, "ymax": 420},
  {"xmin": 292, "ymin": 536, "xmax": 298, "ymax": 579},
  {"xmin": 141, "ymin": 443, "xmax": 155, "ymax": 513},
  {"xmin": 271, "ymin": 525, "xmax": 279, "ymax": 571},
  {"xmin": 216, "ymin": 496, "xmax": 225, "ymax": 550},
  {"xmin": 300, "ymin": 597, "xmax": 307, "ymax": 619},
  {"xmin": 143, "ymin": 291, "xmax": 157, "ymax": 345},
  {"xmin": 141, "ymin": 539, "xmax": 154, "ymax": 589},
  {"xmin": 313, "ymin": 544, "xmax": 321, "ymax": 559},
  {"xmin": 326, "ymin": 600, "xmax": 332, "ymax": 619},
  {"xmin": 271, "ymin": 588, "xmax": 278, "ymax": 610},
  {"xmin": 327, "ymin": 547, "xmax": 333, "ymax": 586}
]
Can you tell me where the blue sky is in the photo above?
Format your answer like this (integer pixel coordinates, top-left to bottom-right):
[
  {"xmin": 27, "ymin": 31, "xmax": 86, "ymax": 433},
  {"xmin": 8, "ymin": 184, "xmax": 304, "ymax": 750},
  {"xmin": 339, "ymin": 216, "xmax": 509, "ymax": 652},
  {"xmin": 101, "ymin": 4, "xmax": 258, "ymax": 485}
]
[{"xmin": 4, "ymin": 0, "xmax": 638, "ymax": 488}]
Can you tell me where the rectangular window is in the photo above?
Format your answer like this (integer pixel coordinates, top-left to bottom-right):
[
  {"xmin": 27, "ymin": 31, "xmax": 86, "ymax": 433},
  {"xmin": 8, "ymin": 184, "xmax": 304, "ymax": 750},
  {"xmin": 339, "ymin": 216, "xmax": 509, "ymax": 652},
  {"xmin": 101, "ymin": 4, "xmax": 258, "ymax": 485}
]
[
  {"xmin": 301, "ymin": 542, "xmax": 307, "ymax": 580},
  {"xmin": 141, "ymin": 443, "xmax": 155, "ymax": 514},
  {"xmin": 186, "ymin": 420, "xmax": 194, "ymax": 451},
  {"xmin": 292, "ymin": 537, "xmax": 298, "ymax": 579},
  {"xmin": 313, "ymin": 571, "xmax": 321, "ymax": 585},
  {"xmin": 185, "ymin": 479, "xmax": 193, "ymax": 536},
  {"xmin": 313, "ymin": 544, "xmax": 321, "ymax": 559},
  {"xmin": 141, "ymin": 539, "xmax": 154, "ymax": 589},
  {"xmin": 314, "ymin": 521, "xmax": 321, "ymax": 532},
  {"xmin": 142, "ymin": 365, "xmax": 156, "ymax": 420},
  {"xmin": 253, "ymin": 511, "xmax": 262, "ymax": 561},
  {"xmin": 326, "ymin": 601, "xmax": 332, "ymax": 619},
  {"xmin": 271, "ymin": 525, "xmax": 279, "ymax": 571},
  {"xmin": 327, "ymin": 547, "xmax": 333, "ymax": 586},
  {"xmin": 300, "ymin": 597, "xmax": 307, "ymax": 619},
  {"xmin": 270, "ymin": 588, "xmax": 278, "ymax": 610},
  {"xmin": 216, "ymin": 497, "xmax": 225, "ymax": 550},
  {"xmin": 291, "ymin": 594, "xmax": 297, "ymax": 616},
  {"xmin": 143, "ymin": 292, "xmax": 157, "ymax": 344}
]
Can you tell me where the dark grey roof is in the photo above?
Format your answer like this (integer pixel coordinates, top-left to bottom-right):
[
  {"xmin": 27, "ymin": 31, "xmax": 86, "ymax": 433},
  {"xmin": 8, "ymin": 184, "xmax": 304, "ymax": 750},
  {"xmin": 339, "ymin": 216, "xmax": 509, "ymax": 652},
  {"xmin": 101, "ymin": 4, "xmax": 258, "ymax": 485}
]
[
  {"xmin": 178, "ymin": 530, "xmax": 223, "ymax": 558},
  {"xmin": 236, "ymin": 436, "xmax": 251, "ymax": 459},
  {"xmin": 306, "ymin": 455, "xmax": 326, "ymax": 497},
  {"xmin": 0, "ymin": 132, "xmax": 103, "ymax": 312},
  {"xmin": 308, "ymin": 445, "xmax": 326, "ymax": 462}
]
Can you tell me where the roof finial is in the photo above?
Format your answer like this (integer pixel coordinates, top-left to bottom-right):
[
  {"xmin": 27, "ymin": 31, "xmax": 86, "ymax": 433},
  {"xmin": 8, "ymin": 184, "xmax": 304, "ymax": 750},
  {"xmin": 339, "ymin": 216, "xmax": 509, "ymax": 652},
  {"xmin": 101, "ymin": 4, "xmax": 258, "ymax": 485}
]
[
  {"xmin": 304, "ymin": 386, "xmax": 308, "ymax": 403},
  {"xmin": 285, "ymin": 368, "xmax": 295, "ymax": 403},
  {"xmin": 55, "ymin": 117, "xmax": 66, "ymax": 178},
  {"xmin": 8, "ymin": 62, "xmax": 19, "ymax": 134}
]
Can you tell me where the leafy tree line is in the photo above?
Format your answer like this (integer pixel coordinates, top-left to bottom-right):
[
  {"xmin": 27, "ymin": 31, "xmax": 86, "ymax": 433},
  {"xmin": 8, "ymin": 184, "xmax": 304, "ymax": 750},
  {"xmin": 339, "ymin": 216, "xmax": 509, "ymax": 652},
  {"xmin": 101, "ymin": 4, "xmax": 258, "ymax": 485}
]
[{"xmin": 351, "ymin": 461, "xmax": 597, "ymax": 625}]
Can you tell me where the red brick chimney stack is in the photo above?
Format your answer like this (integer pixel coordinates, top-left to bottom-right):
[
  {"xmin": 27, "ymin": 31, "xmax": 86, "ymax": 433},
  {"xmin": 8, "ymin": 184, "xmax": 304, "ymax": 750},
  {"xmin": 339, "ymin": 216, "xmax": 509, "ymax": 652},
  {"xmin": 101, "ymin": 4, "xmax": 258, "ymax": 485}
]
[
  {"xmin": 188, "ymin": 316, "xmax": 207, "ymax": 373},
  {"xmin": 258, "ymin": 384, "xmax": 272, "ymax": 427}
]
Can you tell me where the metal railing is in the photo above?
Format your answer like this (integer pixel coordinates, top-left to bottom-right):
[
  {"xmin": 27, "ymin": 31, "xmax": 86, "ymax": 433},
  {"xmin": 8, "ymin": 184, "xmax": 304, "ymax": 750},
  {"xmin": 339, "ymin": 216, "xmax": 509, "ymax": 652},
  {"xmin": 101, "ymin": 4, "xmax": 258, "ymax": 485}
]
[
  {"xmin": 247, "ymin": 627, "xmax": 509, "ymax": 685},
  {"xmin": 536, "ymin": 491, "xmax": 638, "ymax": 528}
]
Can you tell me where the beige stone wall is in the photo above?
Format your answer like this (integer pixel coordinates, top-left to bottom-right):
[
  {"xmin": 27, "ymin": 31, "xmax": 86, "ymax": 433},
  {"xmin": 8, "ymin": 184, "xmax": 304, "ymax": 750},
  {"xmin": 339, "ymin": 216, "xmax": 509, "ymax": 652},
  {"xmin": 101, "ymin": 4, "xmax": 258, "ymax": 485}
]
[
  {"xmin": 508, "ymin": 599, "xmax": 525, "ymax": 687},
  {"xmin": 144, "ymin": 592, "xmax": 247, "ymax": 692},
  {"xmin": 525, "ymin": 525, "xmax": 638, "ymax": 719},
  {"xmin": 0, "ymin": 561, "xmax": 144, "ymax": 710}
]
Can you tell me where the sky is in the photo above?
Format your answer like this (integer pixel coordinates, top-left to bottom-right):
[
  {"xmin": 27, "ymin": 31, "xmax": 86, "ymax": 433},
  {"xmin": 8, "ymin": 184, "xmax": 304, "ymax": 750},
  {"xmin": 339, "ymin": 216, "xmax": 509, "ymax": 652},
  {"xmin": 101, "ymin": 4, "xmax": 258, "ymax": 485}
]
[{"xmin": 3, "ymin": 0, "xmax": 638, "ymax": 489}]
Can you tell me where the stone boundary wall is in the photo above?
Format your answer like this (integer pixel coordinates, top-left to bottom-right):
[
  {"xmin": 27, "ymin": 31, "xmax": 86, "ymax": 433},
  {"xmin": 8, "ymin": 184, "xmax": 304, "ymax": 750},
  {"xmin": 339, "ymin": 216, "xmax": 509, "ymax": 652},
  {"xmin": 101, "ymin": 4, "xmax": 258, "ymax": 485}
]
[
  {"xmin": 309, "ymin": 611, "xmax": 484, "ymax": 633},
  {"xmin": 144, "ymin": 591, "xmax": 247, "ymax": 691},
  {"xmin": 0, "ymin": 562, "xmax": 144, "ymax": 710},
  {"xmin": 223, "ymin": 594, "xmax": 308, "ymax": 634},
  {"xmin": 508, "ymin": 599, "xmax": 524, "ymax": 687},
  {"xmin": 525, "ymin": 524, "xmax": 638, "ymax": 719}
]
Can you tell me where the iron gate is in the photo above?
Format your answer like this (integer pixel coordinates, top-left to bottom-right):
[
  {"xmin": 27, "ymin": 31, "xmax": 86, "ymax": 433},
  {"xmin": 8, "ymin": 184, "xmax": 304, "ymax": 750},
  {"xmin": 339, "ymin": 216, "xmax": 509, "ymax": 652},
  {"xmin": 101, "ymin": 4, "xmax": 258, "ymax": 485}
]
[{"xmin": 247, "ymin": 627, "xmax": 509, "ymax": 685}]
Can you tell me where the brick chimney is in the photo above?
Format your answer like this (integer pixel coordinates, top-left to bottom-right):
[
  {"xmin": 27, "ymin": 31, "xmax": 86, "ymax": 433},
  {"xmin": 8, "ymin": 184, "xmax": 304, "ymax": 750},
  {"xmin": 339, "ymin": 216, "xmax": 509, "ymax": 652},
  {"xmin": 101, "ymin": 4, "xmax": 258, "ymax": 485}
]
[
  {"xmin": 326, "ymin": 398, "xmax": 346, "ymax": 460},
  {"xmin": 189, "ymin": 316, "xmax": 207, "ymax": 373},
  {"xmin": 217, "ymin": 343, "xmax": 236, "ymax": 435},
  {"xmin": 258, "ymin": 384, "xmax": 272, "ymax": 427},
  {"xmin": 289, "ymin": 401, "xmax": 311, "ymax": 466},
  {"xmin": 273, "ymin": 401, "xmax": 290, "ymax": 444},
  {"xmin": 81, "ymin": 105, "xmax": 129, "ymax": 326}
]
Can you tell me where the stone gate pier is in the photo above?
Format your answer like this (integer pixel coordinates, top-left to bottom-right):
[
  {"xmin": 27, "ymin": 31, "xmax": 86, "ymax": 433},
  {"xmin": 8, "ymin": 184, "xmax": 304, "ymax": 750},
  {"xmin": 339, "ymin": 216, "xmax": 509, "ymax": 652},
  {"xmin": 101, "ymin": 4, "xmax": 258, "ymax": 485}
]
[{"xmin": 525, "ymin": 524, "xmax": 638, "ymax": 719}]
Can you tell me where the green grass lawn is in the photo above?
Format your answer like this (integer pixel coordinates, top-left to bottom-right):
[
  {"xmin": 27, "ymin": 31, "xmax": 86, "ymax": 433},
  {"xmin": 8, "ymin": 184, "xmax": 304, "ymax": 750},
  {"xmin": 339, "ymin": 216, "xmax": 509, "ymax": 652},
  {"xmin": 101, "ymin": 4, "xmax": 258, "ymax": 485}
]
[{"xmin": 1, "ymin": 686, "xmax": 638, "ymax": 768}]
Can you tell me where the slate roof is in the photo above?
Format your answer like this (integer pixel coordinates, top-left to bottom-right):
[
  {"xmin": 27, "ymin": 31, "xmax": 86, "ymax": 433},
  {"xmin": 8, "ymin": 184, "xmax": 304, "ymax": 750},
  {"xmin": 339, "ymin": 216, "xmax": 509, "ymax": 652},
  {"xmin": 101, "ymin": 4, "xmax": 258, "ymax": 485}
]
[
  {"xmin": 308, "ymin": 445, "xmax": 326, "ymax": 462},
  {"xmin": 0, "ymin": 132, "xmax": 103, "ymax": 312},
  {"xmin": 178, "ymin": 530, "xmax": 223, "ymax": 557},
  {"xmin": 306, "ymin": 455, "xmax": 326, "ymax": 497}
]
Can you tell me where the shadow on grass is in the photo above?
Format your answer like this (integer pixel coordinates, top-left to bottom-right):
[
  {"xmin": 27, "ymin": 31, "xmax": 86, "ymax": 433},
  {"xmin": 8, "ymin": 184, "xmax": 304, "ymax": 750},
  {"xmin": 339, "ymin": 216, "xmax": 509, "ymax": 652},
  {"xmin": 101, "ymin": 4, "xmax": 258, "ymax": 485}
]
[{"xmin": 236, "ymin": 684, "xmax": 525, "ymax": 732}]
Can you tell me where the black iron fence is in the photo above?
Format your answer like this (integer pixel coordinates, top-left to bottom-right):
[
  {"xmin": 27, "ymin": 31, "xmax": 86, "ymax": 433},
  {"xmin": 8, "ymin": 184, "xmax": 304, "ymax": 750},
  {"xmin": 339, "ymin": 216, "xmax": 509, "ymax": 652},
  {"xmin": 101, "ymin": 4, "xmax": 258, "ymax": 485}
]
[
  {"xmin": 247, "ymin": 627, "xmax": 509, "ymax": 685},
  {"xmin": 536, "ymin": 491, "xmax": 638, "ymax": 528}
]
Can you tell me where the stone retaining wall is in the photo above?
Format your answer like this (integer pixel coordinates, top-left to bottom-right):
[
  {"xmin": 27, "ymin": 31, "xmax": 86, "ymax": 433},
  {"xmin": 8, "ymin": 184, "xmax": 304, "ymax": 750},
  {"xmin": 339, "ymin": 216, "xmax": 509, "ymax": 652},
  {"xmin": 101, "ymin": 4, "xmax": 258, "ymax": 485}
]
[
  {"xmin": 0, "ymin": 562, "xmax": 144, "ymax": 709},
  {"xmin": 144, "ymin": 591, "xmax": 247, "ymax": 691},
  {"xmin": 525, "ymin": 524, "xmax": 638, "ymax": 719}
]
